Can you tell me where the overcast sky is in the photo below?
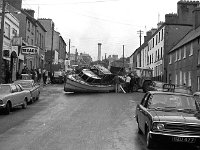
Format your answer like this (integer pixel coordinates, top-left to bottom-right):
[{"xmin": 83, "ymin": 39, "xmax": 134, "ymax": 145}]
[{"xmin": 22, "ymin": 0, "xmax": 177, "ymax": 60}]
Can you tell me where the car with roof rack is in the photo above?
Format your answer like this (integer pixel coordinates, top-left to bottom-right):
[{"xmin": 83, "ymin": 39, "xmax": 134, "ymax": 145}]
[{"xmin": 135, "ymin": 84, "xmax": 200, "ymax": 148}]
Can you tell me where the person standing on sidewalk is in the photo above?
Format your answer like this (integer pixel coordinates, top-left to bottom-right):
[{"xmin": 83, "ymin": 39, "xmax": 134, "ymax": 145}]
[{"xmin": 114, "ymin": 74, "xmax": 120, "ymax": 93}]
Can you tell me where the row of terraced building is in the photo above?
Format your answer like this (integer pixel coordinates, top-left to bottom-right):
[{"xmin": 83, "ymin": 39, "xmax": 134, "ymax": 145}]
[{"xmin": 129, "ymin": 0, "xmax": 200, "ymax": 93}]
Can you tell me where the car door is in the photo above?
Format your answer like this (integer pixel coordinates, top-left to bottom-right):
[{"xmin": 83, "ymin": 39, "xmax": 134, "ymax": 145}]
[
  {"xmin": 32, "ymin": 82, "xmax": 38, "ymax": 98},
  {"xmin": 10, "ymin": 85, "xmax": 19, "ymax": 106},
  {"xmin": 137, "ymin": 93, "xmax": 151, "ymax": 133},
  {"xmin": 15, "ymin": 84, "xmax": 24, "ymax": 105}
]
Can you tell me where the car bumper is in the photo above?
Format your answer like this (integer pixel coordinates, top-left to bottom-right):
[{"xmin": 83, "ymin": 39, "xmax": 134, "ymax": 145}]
[{"xmin": 150, "ymin": 131, "xmax": 200, "ymax": 145}]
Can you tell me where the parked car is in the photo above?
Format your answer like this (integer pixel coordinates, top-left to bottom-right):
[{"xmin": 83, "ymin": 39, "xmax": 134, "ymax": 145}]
[
  {"xmin": 0, "ymin": 84, "xmax": 31, "ymax": 114},
  {"xmin": 52, "ymin": 71, "xmax": 64, "ymax": 84},
  {"xmin": 150, "ymin": 81, "xmax": 167, "ymax": 91},
  {"xmin": 135, "ymin": 85, "xmax": 200, "ymax": 148},
  {"xmin": 14, "ymin": 80, "xmax": 40, "ymax": 103},
  {"xmin": 150, "ymin": 82, "xmax": 192, "ymax": 94}
]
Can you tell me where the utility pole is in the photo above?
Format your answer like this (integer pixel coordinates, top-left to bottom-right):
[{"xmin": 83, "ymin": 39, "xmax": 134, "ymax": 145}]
[
  {"xmin": 75, "ymin": 48, "xmax": 77, "ymax": 65},
  {"xmin": 68, "ymin": 39, "xmax": 71, "ymax": 60},
  {"xmin": 123, "ymin": 45, "xmax": 125, "ymax": 73},
  {"xmin": 50, "ymin": 22, "xmax": 54, "ymax": 82},
  {"xmin": 137, "ymin": 30, "xmax": 143, "ymax": 46},
  {"xmin": 0, "ymin": 0, "xmax": 6, "ymax": 83}
]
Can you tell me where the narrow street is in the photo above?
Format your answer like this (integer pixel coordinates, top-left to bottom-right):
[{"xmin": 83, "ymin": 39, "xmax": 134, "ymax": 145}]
[{"xmin": 0, "ymin": 84, "xmax": 198, "ymax": 150}]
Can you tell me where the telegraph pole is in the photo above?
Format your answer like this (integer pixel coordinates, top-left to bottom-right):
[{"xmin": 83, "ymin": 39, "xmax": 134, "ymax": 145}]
[
  {"xmin": 68, "ymin": 39, "xmax": 71, "ymax": 60},
  {"xmin": 137, "ymin": 30, "xmax": 143, "ymax": 46},
  {"xmin": 50, "ymin": 22, "xmax": 54, "ymax": 82},
  {"xmin": 0, "ymin": 0, "xmax": 6, "ymax": 83},
  {"xmin": 123, "ymin": 45, "xmax": 125, "ymax": 74},
  {"xmin": 75, "ymin": 48, "xmax": 77, "ymax": 65}
]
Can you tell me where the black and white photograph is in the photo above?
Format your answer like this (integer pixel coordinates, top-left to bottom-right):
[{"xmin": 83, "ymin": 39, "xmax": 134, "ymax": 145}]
[{"xmin": 0, "ymin": 0, "xmax": 200, "ymax": 150}]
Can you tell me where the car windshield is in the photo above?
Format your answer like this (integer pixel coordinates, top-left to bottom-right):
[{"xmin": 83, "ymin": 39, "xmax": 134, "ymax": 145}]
[
  {"xmin": 15, "ymin": 81, "xmax": 33, "ymax": 88},
  {"xmin": 0, "ymin": 85, "xmax": 11, "ymax": 94},
  {"xmin": 148, "ymin": 94, "xmax": 197, "ymax": 111}
]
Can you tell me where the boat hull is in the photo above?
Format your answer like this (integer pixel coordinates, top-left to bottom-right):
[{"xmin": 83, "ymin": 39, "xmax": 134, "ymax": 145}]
[{"xmin": 64, "ymin": 75, "xmax": 115, "ymax": 93}]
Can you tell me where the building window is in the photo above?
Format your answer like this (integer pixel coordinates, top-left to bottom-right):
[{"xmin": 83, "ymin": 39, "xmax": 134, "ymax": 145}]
[
  {"xmin": 27, "ymin": 21, "xmax": 30, "ymax": 31},
  {"xmin": 31, "ymin": 24, "xmax": 34, "ymax": 35},
  {"xmin": 156, "ymin": 35, "xmax": 158, "ymax": 45},
  {"xmin": 198, "ymin": 50, "xmax": 200, "ymax": 65},
  {"xmin": 158, "ymin": 49, "xmax": 160, "ymax": 60},
  {"xmin": 4, "ymin": 22, "xmax": 10, "ymax": 39},
  {"xmin": 158, "ymin": 32, "xmax": 160, "ymax": 43},
  {"xmin": 198, "ymin": 76, "xmax": 200, "ymax": 91},
  {"xmin": 153, "ymin": 38, "xmax": 154, "ymax": 48},
  {"xmin": 183, "ymin": 72, "xmax": 186, "ymax": 85},
  {"xmin": 169, "ymin": 54, "xmax": 172, "ymax": 64},
  {"xmin": 180, "ymin": 70, "xmax": 182, "ymax": 85},
  {"xmin": 189, "ymin": 43, "xmax": 193, "ymax": 56},
  {"xmin": 175, "ymin": 51, "xmax": 178, "ymax": 62},
  {"xmin": 178, "ymin": 48, "xmax": 181, "ymax": 60},
  {"xmin": 12, "ymin": 28, "xmax": 17, "ymax": 37},
  {"xmin": 188, "ymin": 71, "xmax": 191, "ymax": 86},
  {"xmin": 183, "ymin": 46, "xmax": 186, "ymax": 59},
  {"xmin": 161, "ymin": 29, "xmax": 164, "ymax": 41},
  {"xmin": 161, "ymin": 47, "xmax": 163, "ymax": 58}
]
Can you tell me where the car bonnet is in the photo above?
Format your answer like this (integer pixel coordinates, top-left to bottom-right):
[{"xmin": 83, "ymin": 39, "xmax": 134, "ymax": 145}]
[{"xmin": 150, "ymin": 110, "xmax": 200, "ymax": 124}]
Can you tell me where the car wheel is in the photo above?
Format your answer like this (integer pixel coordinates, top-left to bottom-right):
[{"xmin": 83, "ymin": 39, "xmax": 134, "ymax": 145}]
[
  {"xmin": 146, "ymin": 128, "xmax": 155, "ymax": 149},
  {"xmin": 4, "ymin": 102, "xmax": 11, "ymax": 115},
  {"xmin": 22, "ymin": 99, "xmax": 27, "ymax": 109}
]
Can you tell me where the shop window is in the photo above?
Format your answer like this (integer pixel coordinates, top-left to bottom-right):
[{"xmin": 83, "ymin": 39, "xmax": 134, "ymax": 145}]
[
  {"xmin": 189, "ymin": 43, "xmax": 193, "ymax": 56},
  {"xmin": 4, "ymin": 22, "xmax": 10, "ymax": 39}
]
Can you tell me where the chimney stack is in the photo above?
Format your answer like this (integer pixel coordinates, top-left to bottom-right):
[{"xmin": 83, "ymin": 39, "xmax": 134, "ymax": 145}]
[
  {"xmin": 23, "ymin": 9, "xmax": 35, "ymax": 18},
  {"xmin": 98, "ymin": 43, "xmax": 102, "ymax": 61},
  {"xmin": 193, "ymin": 7, "xmax": 200, "ymax": 29}
]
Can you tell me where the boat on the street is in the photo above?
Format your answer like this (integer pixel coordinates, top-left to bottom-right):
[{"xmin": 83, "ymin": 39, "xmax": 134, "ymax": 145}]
[
  {"xmin": 64, "ymin": 65, "xmax": 119, "ymax": 93},
  {"xmin": 64, "ymin": 73, "xmax": 115, "ymax": 93}
]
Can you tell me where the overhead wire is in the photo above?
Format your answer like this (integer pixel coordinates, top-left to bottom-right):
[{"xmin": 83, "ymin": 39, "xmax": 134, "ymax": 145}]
[{"xmin": 22, "ymin": 0, "xmax": 120, "ymax": 5}]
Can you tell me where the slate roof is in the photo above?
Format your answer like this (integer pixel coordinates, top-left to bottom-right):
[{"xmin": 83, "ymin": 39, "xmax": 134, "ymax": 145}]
[{"xmin": 169, "ymin": 26, "xmax": 200, "ymax": 53}]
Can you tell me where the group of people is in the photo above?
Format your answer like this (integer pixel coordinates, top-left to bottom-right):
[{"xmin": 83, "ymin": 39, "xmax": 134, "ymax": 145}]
[
  {"xmin": 20, "ymin": 66, "xmax": 52, "ymax": 85},
  {"xmin": 113, "ymin": 73, "xmax": 138, "ymax": 93},
  {"xmin": 20, "ymin": 66, "xmax": 42, "ymax": 83}
]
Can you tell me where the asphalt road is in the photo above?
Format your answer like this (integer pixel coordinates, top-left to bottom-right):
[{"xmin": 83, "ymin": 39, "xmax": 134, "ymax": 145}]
[{"xmin": 0, "ymin": 84, "xmax": 198, "ymax": 150}]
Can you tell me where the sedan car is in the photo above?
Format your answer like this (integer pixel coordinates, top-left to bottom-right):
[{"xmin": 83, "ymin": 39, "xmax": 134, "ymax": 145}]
[
  {"xmin": 0, "ymin": 84, "xmax": 31, "ymax": 114},
  {"xmin": 135, "ymin": 86, "xmax": 200, "ymax": 148},
  {"xmin": 14, "ymin": 80, "xmax": 40, "ymax": 103}
]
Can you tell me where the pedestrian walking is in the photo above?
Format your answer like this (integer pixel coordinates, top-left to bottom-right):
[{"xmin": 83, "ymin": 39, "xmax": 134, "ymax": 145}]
[
  {"xmin": 38, "ymin": 68, "xmax": 41, "ymax": 82},
  {"xmin": 114, "ymin": 74, "xmax": 120, "ymax": 93},
  {"xmin": 43, "ymin": 70, "xmax": 48, "ymax": 85}
]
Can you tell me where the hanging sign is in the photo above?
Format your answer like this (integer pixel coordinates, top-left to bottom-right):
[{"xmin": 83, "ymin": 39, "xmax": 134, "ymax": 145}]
[{"xmin": 22, "ymin": 46, "xmax": 38, "ymax": 55}]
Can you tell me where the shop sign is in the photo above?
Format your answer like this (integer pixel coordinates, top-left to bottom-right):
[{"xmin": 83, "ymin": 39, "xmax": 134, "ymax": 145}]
[{"xmin": 22, "ymin": 46, "xmax": 38, "ymax": 55}]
